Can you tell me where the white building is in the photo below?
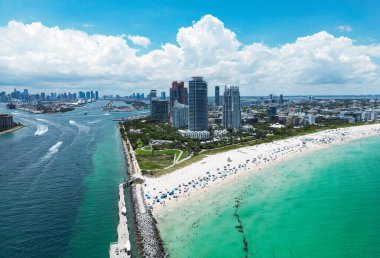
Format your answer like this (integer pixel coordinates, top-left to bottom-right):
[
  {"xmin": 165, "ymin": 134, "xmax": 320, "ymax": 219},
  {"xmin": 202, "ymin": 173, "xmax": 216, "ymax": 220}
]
[
  {"xmin": 213, "ymin": 129, "xmax": 228, "ymax": 137},
  {"xmin": 172, "ymin": 100, "xmax": 189, "ymax": 128},
  {"xmin": 178, "ymin": 129, "xmax": 210, "ymax": 139},
  {"xmin": 305, "ymin": 114, "xmax": 316, "ymax": 125}
]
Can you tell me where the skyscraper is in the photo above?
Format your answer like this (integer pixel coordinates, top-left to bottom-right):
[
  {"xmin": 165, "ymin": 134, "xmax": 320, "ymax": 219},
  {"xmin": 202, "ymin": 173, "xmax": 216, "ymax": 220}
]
[
  {"xmin": 95, "ymin": 91, "xmax": 99, "ymax": 100},
  {"xmin": 169, "ymin": 81, "xmax": 188, "ymax": 116},
  {"xmin": 160, "ymin": 92, "xmax": 166, "ymax": 100},
  {"xmin": 149, "ymin": 90, "xmax": 157, "ymax": 100},
  {"xmin": 222, "ymin": 86, "xmax": 241, "ymax": 129},
  {"xmin": 188, "ymin": 77, "xmax": 208, "ymax": 131},
  {"xmin": 215, "ymin": 86, "xmax": 220, "ymax": 106},
  {"xmin": 151, "ymin": 99, "xmax": 169, "ymax": 121}
]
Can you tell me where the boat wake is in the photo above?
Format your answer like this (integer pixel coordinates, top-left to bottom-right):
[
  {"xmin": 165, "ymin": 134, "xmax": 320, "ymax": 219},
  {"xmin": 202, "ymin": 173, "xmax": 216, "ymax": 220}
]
[
  {"xmin": 41, "ymin": 141, "xmax": 63, "ymax": 161},
  {"xmin": 34, "ymin": 124, "xmax": 49, "ymax": 136},
  {"xmin": 87, "ymin": 119, "xmax": 102, "ymax": 124},
  {"xmin": 69, "ymin": 120, "xmax": 90, "ymax": 133}
]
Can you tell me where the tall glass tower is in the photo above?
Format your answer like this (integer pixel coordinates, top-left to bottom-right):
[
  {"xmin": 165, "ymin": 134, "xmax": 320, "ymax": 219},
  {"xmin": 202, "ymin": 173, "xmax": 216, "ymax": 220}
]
[
  {"xmin": 215, "ymin": 86, "xmax": 220, "ymax": 106},
  {"xmin": 188, "ymin": 77, "xmax": 208, "ymax": 131},
  {"xmin": 223, "ymin": 85, "xmax": 241, "ymax": 129}
]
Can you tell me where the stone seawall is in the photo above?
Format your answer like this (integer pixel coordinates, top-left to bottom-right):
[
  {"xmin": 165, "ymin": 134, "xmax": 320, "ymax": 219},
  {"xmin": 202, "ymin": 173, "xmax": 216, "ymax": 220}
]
[{"xmin": 120, "ymin": 125, "xmax": 166, "ymax": 257}]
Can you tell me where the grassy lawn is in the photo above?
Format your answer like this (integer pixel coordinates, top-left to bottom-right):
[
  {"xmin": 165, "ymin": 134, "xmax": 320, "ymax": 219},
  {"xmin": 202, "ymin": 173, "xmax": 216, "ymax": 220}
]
[
  {"xmin": 135, "ymin": 146, "xmax": 190, "ymax": 172},
  {"xmin": 137, "ymin": 154, "xmax": 174, "ymax": 170}
]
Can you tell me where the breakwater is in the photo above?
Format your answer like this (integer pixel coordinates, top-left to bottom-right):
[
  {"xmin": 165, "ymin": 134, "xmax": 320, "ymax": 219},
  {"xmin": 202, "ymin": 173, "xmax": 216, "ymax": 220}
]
[
  {"xmin": 120, "ymin": 125, "xmax": 166, "ymax": 258},
  {"xmin": 109, "ymin": 183, "xmax": 132, "ymax": 258}
]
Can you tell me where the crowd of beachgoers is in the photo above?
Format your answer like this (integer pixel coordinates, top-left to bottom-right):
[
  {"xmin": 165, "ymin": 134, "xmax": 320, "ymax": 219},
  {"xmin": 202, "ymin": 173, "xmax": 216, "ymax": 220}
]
[{"xmin": 142, "ymin": 124, "xmax": 380, "ymax": 213}]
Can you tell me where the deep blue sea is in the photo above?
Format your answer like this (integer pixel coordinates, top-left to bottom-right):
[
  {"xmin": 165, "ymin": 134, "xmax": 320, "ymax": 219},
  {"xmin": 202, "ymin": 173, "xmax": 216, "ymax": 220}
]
[{"xmin": 0, "ymin": 102, "xmax": 141, "ymax": 257}]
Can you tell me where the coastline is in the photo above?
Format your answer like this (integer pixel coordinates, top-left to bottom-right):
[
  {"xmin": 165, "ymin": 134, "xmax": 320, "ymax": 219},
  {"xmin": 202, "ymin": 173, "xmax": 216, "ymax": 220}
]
[
  {"xmin": 0, "ymin": 125, "xmax": 25, "ymax": 136},
  {"xmin": 119, "ymin": 125, "xmax": 166, "ymax": 258},
  {"xmin": 142, "ymin": 123, "xmax": 380, "ymax": 215}
]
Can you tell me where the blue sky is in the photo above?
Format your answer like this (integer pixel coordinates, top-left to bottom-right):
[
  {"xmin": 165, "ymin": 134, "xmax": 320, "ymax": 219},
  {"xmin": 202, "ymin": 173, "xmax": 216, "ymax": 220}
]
[
  {"xmin": 0, "ymin": 0, "xmax": 379, "ymax": 95},
  {"xmin": 1, "ymin": 0, "xmax": 379, "ymax": 47}
]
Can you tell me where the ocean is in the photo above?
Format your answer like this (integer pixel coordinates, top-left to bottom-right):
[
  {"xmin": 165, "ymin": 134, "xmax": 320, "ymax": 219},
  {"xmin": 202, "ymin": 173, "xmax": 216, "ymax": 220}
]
[
  {"xmin": 157, "ymin": 135, "xmax": 380, "ymax": 257},
  {"xmin": 0, "ymin": 102, "xmax": 141, "ymax": 257}
]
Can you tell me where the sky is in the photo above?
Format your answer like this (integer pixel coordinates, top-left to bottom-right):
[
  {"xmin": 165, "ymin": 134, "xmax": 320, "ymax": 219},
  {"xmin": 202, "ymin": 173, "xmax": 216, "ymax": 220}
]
[{"xmin": 0, "ymin": 0, "xmax": 379, "ymax": 96}]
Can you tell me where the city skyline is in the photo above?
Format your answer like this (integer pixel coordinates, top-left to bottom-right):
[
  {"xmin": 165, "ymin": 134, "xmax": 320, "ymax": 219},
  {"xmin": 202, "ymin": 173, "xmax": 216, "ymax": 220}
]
[{"xmin": 0, "ymin": 1, "xmax": 379, "ymax": 95}]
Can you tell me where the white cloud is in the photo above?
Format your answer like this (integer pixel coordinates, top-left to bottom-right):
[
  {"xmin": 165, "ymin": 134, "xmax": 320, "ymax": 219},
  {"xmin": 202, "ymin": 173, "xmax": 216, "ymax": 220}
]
[
  {"xmin": 337, "ymin": 25, "xmax": 353, "ymax": 32},
  {"xmin": 0, "ymin": 15, "xmax": 379, "ymax": 95},
  {"xmin": 127, "ymin": 35, "xmax": 150, "ymax": 48}
]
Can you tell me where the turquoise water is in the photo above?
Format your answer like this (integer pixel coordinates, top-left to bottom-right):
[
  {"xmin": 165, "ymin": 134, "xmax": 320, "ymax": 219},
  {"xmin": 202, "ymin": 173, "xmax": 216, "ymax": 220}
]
[{"xmin": 157, "ymin": 136, "xmax": 380, "ymax": 257}]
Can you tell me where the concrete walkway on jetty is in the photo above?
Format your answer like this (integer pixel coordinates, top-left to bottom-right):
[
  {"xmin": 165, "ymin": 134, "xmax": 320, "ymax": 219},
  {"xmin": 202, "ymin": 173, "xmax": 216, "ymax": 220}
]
[{"xmin": 109, "ymin": 183, "xmax": 131, "ymax": 258}]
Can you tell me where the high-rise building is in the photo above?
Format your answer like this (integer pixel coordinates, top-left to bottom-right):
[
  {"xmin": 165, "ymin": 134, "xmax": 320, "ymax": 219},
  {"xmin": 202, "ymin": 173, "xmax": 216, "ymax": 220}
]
[
  {"xmin": 160, "ymin": 92, "xmax": 166, "ymax": 100},
  {"xmin": 95, "ymin": 91, "xmax": 99, "ymax": 100},
  {"xmin": 79, "ymin": 91, "xmax": 85, "ymax": 99},
  {"xmin": 85, "ymin": 91, "xmax": 91, "ymax": 99},
  {"xmin": 279, "ymin": 94, "xmax": 284, "ymax": 104},
  {"xmin": 149, "ymin": 90, "xmax": 157, "ymax": 100},
  {"xmin": 41, "ymin": 92, "xmax": 46, "ymax": 101},
  {"xmin": 188, "ymin": 77, "xmax": 208, "ymax": 131},
  {"xmin": 151, "ymin": 99, "xmax": 169, "ymax": 121},
  {"xmin": 215, "ymin": 86, "xmax": 220, "ymax": 106},
  {"xmin": 169, "ymin": 81, "xmax": 188, "ymax": 116},
  {"xmin": 267, "ymin": 106, "xmax": 277, "ymax": 121},
  {"xmin": 222, "ymin": 86, "xmax": 241, "ymax": 129},
  {"xmin": 0, "ymin": 114, "xmax": 14, "ymax": 129},
  {"xmin": 172, "ymin": 100, "xmax": 189, "ymax": 128}
]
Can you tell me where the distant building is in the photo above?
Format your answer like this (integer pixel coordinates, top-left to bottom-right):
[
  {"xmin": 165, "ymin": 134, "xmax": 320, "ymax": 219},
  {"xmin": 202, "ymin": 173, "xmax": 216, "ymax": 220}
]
[
  {"xmin": 79, "ymin": 91, "xmax": 85, "ymax": 99},
  {"xmin": 267, "ymin": 106, "xmax": 277, "ymax": 121},
  {"xmin": 305, "ymin": 114, "xmax": 316, "ymax": 125},
  {"xmin": 95, "ymin": 91, "xmax": 99, "ymax": 100},
  {"xmin": 160, "ymin": 92, "xmax": 166, "ymax": 100},
  {"xmin": 215, "ymin": 86, "xmax": 220, "ymax": 106},
  {"xmin": 222, "ymin": 86, "xmax": 241, "ymax": 129},
  {"xmin": 0, "ymin": 114, "xmax": 14, "ymax": 129},
  {"xmin": 279, "ymin": 94, "xmax": 284, "ymax": 104},
  {"xmin": 149, "ymin": 90, "xmax": 157, "ymax": 100},
  {"xmin": 188, "ymin": 77, "xmax": 208, "ymax": 131},
  {"xmin": 151, "ymin": 99, "xmax": 168, "ymax": 121},
  {"xmin": 169, "ymin": 81, "xmax": 188, "ymax": 117},
  {"xmin": 172, "ymin": 100, "xmax": 189, "ymax": 128}
]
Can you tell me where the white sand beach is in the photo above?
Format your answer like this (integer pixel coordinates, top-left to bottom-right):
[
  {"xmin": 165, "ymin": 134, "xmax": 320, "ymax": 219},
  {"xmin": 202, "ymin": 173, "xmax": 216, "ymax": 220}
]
[{"xmin": 142, "ymin": 124, "xmax": 380, "ymax": 214}]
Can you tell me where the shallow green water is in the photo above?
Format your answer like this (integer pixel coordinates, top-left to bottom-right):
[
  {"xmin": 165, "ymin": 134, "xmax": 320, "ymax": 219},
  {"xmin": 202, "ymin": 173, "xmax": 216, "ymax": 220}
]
[{"xmin": 157, "ymin": 136, "xmax": 380, "ymax": 258}]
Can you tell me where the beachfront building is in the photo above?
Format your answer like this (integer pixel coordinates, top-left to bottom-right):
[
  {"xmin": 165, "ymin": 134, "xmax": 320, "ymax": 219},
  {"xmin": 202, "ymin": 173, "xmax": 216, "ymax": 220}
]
[
  {"xmin": 222, "ymin": 86, "xmax": 241, "ymax": 129},
  {"xmin": 178, "ymin": 129, "xmax": 210, "ymax": 139},
  {"xmin": 189, "ymin": 77, "xmax": 208, "ymax": 131},
  {"xmin": 215, "ymin": 86, "xmax": 220, "ymax": 106},
  {"xmin": 172, "ymin": 100, "xmax": 189, "ymax": 128},
  {"xmin": 0, "ymin": 114, "xmax": 14, "ymax": 129},
  {"xmin": 305, "ymin": 114, "xmax": 316, "ymax": 125},
  {"xmin": 151, "ymin": 99, "xmax": 169, "ymax": 121}
]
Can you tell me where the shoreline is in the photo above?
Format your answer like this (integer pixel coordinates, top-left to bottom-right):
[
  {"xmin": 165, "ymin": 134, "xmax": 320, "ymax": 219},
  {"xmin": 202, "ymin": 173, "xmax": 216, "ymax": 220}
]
[
  {"xmin": 0, "ymin": 125, "xmax": 25, "ymax": 136},
  {"xmin": 119, "ymin": 125, "xmax": 166, "ymax": 257},
  {"xmin": 142, "ymin": 123, "xmax": 380, "ymax": 216}
]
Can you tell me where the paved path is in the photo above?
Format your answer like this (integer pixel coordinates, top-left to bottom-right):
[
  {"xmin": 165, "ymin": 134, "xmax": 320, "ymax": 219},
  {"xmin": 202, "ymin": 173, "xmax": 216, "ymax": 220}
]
[{"xmin": 109, "ymin": 184, "xmax": 131, "ymax": 258}]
